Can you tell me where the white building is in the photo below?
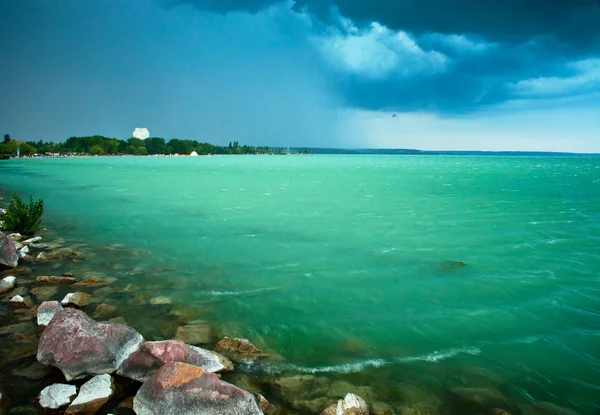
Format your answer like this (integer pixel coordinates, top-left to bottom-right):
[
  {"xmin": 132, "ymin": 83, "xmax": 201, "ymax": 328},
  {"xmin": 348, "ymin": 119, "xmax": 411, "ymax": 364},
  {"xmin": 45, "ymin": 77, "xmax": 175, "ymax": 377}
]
[{"xmin": 133, "ymin": 128, "xmax": 150, "ymax": 140}]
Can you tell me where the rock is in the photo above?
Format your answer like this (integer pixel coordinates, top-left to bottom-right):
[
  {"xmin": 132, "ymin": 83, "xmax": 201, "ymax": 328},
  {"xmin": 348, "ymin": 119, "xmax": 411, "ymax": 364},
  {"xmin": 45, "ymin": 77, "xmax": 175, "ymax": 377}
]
[
  {"xmin": 29, "ymin": 243, "xmax": 49, "ymax": 249},
  {"xmin": 37, "ymin": 301, "xmax": 64, "ymax": 327},
  {"xmin": 399, "ymin": 404, "xmax": 439, "ymax": 415},
  {"xmin": 0, "ymin": 321, "xmax": 35, "ymax": 336},
  {"xmin": 450, "ymin": 387, "xmax": 506, "ymax": 409},
  {"xmin": 37, "ymin": 308, "xmax": 144, "ymax": 380},
  {"xmin": 22, "ymin": 236, "xmax": 42, "ymax": 245},
  {"xmin": 63, "ymin": 272, "xmax": 74, "ymax": 277},
  {"xmin": 214, "ymin": 336, "xmax": 263, "ymax": 361},
  {"xmin": 174, "ymin": 322, "xmax": 213, "ymax": 345},
  {"xmin": 10, "ymin": 295, "xmax": 32, "ymax": 308},
  {"xmin": 91, "ymin": 303, "xmax": 117, "ymax": 319},
  {"xmin": 133, "ymin": 362, "xmax": 263, "ymax": 415},
  {"xmin": 74, "ymin": 277, "xmax": 116, "ymax": 287},
  {"xmin": 5, "ymin": 331, "xmax": 39, "ymax": 359},
  {"xmin": 254, "ymin": 393, "xmax": 277, "ymax": 415},
  {"xmin": 11, "ymin": 360, "xmax": 56, "ymax": 380},
  {"xmin": 0, "ymin": 232, "xmax": 19, "ymax": 268},
  {"xmin": 65, "ymin": 374, "xmax": 114, "ymax": 415},
  {"xmin": 109, "ymin": 316, "xmax": 127, "ymax": 325},
  {"xmin": 372, "ymin": 402, "xmax": 395, "ymax": 415},
  {"xmin": 328, "ymin": 381, "xmax": 375, "ymax": 401},
  {"xmin": 117, "ymin": 340, "xmax": 233, "ymax": 382},
  {"xmin": 31, "ymin": 286, "xmax": 59, "ymax": 301},
  {"xmin": 14, "ymin": 241, "xmax": 25, "ymax": 250},
  {"xmin": 3, "ymin": 266, "xmax": 31, "ymax": 274},
  {"xmin": 273, "ymin": 375, "xmax": 331, "ymax": 402},
  {"xmin": 19, "ymin": 246, "xmax": 29, "ymax": 258},
  {"xmin": 61, "ymin": 292, "xmax": 92, "ymax": 307},
  {"xmin": 149, "ymin": 296, "xmax": 172, "ymax": 305},
  {"xmin": 9, "ymin": 233, "xmax": 23, "ymax": 242},
  {"xmin": 38, "ymin": 383, "xmax": 78, "ymax": 411},
  {"xmin": 322, "ymin": 393, "xmax": 369, "ymax": 415},
  {"xmin": 0, "ymin": 276, "xmax": 16, "ymax": 294},
  {"xmin": 36, "ymin": 275, "xmax": 76, "ymax": 285},
  {"xmin": 492, "ymin": 409, "xmax": 511, "ymax": 415}
]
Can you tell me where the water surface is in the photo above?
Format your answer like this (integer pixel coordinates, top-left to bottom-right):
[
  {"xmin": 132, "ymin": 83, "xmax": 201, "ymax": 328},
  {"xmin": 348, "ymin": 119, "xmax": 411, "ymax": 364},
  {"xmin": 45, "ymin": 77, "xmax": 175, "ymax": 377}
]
[{"xmin": 1, "ymin": 155, "xmax": 599, "ymax": 413}]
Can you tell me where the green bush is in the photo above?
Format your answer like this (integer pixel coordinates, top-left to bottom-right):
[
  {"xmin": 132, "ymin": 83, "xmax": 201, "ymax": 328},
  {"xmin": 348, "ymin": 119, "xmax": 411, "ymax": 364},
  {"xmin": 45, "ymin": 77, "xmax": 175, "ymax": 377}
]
[{"xmin": 1, "ymin": 193, "xmax": 44, "ymax": 235}]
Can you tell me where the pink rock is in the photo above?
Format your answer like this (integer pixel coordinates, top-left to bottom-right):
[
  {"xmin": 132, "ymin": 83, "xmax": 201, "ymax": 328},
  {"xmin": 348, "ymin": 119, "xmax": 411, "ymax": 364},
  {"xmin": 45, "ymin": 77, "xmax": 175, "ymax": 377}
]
[
  {"xmin": 0, "ymin": 231, "xmax": 18, "ymax": 268},
  {"xmin": 37, "ymin": 308, "xmax": 143, "ymax": 380},
  {"xmin": 117, "ymin": 340, "xmax": 233, "ymax": 382},
  {"xmin": 133, "ymin": 362, "xmax": 263, "ymax": 415}
]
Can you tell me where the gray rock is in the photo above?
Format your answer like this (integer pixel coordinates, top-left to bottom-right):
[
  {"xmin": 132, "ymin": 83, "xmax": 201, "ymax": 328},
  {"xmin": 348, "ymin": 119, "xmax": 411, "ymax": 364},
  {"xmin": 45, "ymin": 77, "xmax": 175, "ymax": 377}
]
[
  {"xmin": 38, "ymin": 384, "xmax": 77, "ymax": 410},
  {"xmin": 37, "ymin": 308, "xmax": 144, "ymax": 381},
  {"xmin": 0, "ymin": 232, "xmax": 19, "ymax": 268},
  {"xmin": 9, "ymin": 233, "xmax": 23, "ymax": 242},
  {"xmin": 322, "ymin": 393, "xmax": 369, "ymax": 415},
  {"xmin": 37, "ymin": 301, "xmax": 64, "ymax": 327},
  {"xmin": 133, "ymin": 362, "xmax": 263, "ymax": 415},
  {"xmin": 65, "ymin": 374, "xmax": 114, "ymax": 415},
  {"xmin": 0, "ymin": 276, "xmax": 16, "ymax": 295},
  {"xmin": 18, "ymin": 246, "xmax": 29, "ymax": 259},
  {"xmin": 117, "ymin": 340, "xmax": 233, "ymax": 382}
]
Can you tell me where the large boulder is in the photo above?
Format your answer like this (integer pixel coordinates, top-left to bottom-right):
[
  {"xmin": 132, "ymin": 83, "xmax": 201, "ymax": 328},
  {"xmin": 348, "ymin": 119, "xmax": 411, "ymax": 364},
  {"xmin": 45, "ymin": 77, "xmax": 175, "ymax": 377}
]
[
  {"xmin": 117, "ymin": 340, "xmax": 233, "ymax": 382},
  {"xmin": 0, "ymin": 232, "xmax": 18, "ymax": 268},
  {"xmin": 38, "ymin": 383, "xmax": 77, "ymax": 411},
  {"xmin": 0, "ymin": 276, "xmax": 16, "ymax": 295},
  {"xmin": 37, "ymin": 301, "xmax": 64, "ymax": 327},
  {"xmin": 214, "ymin": 337, "xmax": 263, "ymax": 361},
  {"xmin": 37, "ymin": 308, "xmax": 144, "ymax": 380},
  {"xmin": 65, "ymin": 374, "xmax": 115, "ymax": 415},
  {"xmin": 133, "ymin": 362, "xmax": 263, "ymax": 415},
  {"xmin": 322, "ymin": 393, "xmax": 369, "ymax": 415}
]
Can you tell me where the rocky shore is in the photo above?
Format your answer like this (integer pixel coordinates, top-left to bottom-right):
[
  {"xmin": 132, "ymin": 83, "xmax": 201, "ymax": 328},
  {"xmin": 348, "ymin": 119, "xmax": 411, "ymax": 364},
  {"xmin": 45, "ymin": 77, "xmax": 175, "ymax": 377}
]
[{"xmin": 0, "ymin": 198, "xmax": 581, "ymax": 415}]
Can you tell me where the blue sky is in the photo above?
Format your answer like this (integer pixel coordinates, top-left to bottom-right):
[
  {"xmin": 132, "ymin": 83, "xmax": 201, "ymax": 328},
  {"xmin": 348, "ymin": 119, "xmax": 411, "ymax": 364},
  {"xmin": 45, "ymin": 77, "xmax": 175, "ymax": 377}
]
[{"xmin": 1, "ymin": 0, "xmax": 599, "ymax": 151}]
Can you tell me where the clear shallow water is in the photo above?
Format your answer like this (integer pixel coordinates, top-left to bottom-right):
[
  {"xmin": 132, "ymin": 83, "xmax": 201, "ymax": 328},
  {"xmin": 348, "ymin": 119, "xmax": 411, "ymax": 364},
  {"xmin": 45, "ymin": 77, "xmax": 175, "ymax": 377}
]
[{"xmin": 1, "ymin": 155, "xmax": 599, "ymax": 413}]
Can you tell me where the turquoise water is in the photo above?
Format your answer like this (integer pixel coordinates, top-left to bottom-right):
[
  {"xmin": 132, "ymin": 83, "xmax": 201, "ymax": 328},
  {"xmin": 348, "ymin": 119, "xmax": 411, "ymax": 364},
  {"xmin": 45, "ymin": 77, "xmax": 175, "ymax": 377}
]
[{"xmin": 1, "ymin": 155, "xmax": 599, "ymax": 413}]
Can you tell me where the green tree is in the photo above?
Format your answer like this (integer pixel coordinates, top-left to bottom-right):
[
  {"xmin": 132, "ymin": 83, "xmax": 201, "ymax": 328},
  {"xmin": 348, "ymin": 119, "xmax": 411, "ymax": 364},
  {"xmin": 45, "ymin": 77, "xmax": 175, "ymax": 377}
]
[
  {"xmin": 1, "ymin": 193, "xmax": 44, "ymax": 235},
  {"xmin": 136, "ymin": 146, "xmax": 148, "ymax": 155},
  {"xmin": 3, "ymin": 134, "xmax": 11, "ymax": 144},
  {"xmin": 90, "ymin": 144, "xmax": 105, "ymax": 155}
]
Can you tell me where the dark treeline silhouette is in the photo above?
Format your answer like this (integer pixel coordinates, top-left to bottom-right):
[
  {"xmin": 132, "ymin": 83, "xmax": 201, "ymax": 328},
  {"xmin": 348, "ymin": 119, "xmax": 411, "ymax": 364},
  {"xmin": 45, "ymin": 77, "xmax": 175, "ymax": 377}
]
[{"xmin": 0, "ymin": 135, "xmax": 294, "ymax": 156}]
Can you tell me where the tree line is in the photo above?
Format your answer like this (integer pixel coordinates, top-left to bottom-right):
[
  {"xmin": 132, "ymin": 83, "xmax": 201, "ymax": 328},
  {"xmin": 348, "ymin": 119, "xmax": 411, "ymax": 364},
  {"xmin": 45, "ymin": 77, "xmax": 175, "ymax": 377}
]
[{"xmin": 0, "ymin": 134, "xmax": 304, "ymax": 156}]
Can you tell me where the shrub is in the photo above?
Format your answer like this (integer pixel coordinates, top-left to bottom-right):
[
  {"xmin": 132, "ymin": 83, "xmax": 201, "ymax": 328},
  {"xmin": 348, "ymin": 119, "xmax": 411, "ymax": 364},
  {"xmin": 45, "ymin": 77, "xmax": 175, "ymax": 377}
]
[{"xmin": 1, "ymin": 193, "xmax": 44, "ymax": 235}]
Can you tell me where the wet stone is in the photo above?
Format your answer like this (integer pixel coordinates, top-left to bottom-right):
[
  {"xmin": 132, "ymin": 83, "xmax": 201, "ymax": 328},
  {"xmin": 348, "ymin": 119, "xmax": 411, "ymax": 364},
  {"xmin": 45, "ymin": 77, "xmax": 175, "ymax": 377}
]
[
  {"xmin": 10, "ymin": 295, "xmax": 32, "ymax": 309},
  {"xmin": 37, "ymin": 301, "xmax": 64, "ymax": 327},
  {"xmin": 322, "ymin": 393, "xmax": 369, "ymax": 415},
  {"xmin": 74, "ymin": 277, "xmax": 116, "ymax": 287},
  {"xmin": 65, "ymin": 374, "xmax": 115, "ymax": 415},
  {"xmin": 214, "ymin": 336, "xmax": 263, "ymax": 362}
]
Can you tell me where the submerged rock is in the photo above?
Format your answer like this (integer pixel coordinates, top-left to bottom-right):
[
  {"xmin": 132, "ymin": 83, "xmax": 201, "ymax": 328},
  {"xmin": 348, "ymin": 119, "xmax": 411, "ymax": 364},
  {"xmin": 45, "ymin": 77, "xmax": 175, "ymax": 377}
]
[
  {"xmin": 118, "ymin": 339, "xmax": 233, "ymax": 382},
  {"xmin": 174, "ymin": 322, "xmax": 213, "ymax": 345},
  {"xmin": 371, "ymin": 401, "xmax": 395, "ymax": 415},
  {"xmin": 214, "ymin": 336, "xmax": 263, "ymax": 362},
  {"xmin": 133, "ymin": 362, "xmax": 263, "ymax": 415},
  {"xmin": 0, "ymin": 276, "xmax": 16, "ymax": 294},
  {"xmin": 61, "ymin": 292, "xmax": 92, "ymax": 307},
  {"xmin": 31, "ymin": 286, "xmax": 59, "ymax": 302},
  {"xmin": 37, "ymin": 308, "xmax": 144, "ymax": 380},
  {"xmin": 65, "ymin": 374, "xmax": 114, "ymax": 415},
  {"xmin": 36, "ymin": 275, "xmax": 76, "ymax": 285},
  {"xmin": 91, "ymin": 303, "xmax": 118, "ymax": 319},
  {"xmin": 254, "ymin": 393, "xmax": 277, "ymax": 415},
  {"xmin": 38, "ymin": 384, "xmax": 77, "ymax": 411},
  {"xmin": 322, "ymin": 393, "xmax": 369, "ymax": 415},
  {"xmin": 74, "ymin": 277, "xmax": 116, "ymax": 287},
  {"xmin": 438, "ymin": 260, "xmax": 467, "ymax": 272},
  {"xmin": 37, "ymin": 301, "xmax": 64, "ymax": 327},
  {"xmin": 0, "ymin": 231, "xmax": 19, "ymax": 268}
]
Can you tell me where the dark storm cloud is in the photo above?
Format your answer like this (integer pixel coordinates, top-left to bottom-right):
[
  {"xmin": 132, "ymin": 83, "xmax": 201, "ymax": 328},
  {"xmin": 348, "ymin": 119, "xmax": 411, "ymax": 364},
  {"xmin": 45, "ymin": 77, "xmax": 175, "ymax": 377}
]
[{"xmin": 162, "ymin": 0, "xmax": 600, "ymax": 113}]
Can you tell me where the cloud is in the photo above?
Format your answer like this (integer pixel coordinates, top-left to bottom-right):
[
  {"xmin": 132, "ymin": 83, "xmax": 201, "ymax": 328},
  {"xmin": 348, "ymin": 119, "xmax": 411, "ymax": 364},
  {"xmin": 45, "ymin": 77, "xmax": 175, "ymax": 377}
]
[
  {"xmin": 313, "ymin": 19, "xmax": 448, "ymax": 79},
  {"xmin": 511, "ymin": 58, "xmax": 600, "ymax": 98}
]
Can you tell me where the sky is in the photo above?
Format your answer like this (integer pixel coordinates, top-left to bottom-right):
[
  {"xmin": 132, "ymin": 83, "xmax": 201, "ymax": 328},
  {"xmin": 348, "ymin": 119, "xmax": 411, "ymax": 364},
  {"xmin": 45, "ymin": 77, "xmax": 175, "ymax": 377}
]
[{"xmin": 1, "ymin": 0, "xmax": 599, "ymax": 152}]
